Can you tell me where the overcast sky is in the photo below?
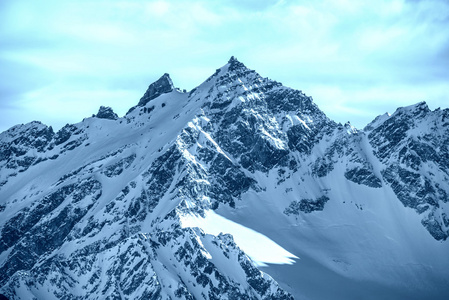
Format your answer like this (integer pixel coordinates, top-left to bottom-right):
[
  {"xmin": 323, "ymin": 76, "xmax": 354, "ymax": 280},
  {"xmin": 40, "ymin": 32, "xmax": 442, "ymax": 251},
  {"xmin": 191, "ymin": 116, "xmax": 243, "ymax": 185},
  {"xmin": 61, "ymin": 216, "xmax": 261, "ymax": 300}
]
[{"xmin": 1, "ymin": 0, "xmax": 448, "ymax": 132}]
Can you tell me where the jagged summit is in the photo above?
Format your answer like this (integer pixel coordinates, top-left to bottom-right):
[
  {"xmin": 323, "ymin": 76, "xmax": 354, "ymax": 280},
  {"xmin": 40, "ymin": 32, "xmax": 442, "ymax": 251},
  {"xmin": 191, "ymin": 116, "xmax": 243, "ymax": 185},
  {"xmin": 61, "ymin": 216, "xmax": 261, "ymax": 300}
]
[
  {"xmin": 228, "ymin": 55, "xmax": 238, "ymax": 63},
  {"xmin": 363, "ymin": 102, "xmax": 431, "ymax": 132},
  {"xmin": 227, "ymin": 55, "xmax": 249, "ymax": 73},
  {"xmin": 137, "ymin": 73, "xmax": 174, "ymax": 107},
  {"xmin": 393, "ymin": 100, "xmax": 430, "ymax": 117}
]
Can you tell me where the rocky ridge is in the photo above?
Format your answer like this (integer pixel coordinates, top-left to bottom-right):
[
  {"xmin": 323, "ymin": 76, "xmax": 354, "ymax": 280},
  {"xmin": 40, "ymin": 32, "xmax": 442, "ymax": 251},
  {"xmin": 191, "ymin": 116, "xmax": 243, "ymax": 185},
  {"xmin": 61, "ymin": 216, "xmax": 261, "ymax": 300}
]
[{"xmin": 1, "ymin": 57, "xmax": 449, "ymax": 299}]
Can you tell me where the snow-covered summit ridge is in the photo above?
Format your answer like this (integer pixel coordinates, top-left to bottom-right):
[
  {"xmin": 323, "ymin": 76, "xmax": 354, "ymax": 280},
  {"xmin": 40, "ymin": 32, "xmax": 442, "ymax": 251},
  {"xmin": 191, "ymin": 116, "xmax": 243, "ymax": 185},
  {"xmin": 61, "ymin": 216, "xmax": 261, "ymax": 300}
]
[
  {"xmin": 364, "ymin": 101, "xmax": 434, "ymax": 132},
  {"xmin": 395, "ymin": 100, "xmax": 430, "ymax": 115}
]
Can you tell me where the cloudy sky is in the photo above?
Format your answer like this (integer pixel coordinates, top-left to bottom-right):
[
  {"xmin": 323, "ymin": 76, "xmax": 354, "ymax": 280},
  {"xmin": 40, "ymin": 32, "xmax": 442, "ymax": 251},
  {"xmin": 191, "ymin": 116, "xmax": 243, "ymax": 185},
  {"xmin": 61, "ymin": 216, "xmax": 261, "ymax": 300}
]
[{"xmin": 1, "ymin": 0, "xmax": 448, "ymax": 132}]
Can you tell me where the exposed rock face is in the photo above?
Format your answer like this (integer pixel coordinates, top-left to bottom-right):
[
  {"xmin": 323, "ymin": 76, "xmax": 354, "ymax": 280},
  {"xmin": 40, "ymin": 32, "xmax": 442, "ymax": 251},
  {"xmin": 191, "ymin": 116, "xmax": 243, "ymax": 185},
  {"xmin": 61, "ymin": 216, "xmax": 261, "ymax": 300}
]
[
  {"xmin": 0, "ymin": 57, "xmax": 449, "ymax": 299},
  {"xmin": 284, "ymin": 196, "xmax": 330, "ymax": 214},
  {"xmin": 368, "ymin": 102, "xmax": 449, "ymax": 240},
  {"xmin": 137, "ymin": 73, "xmax": 174, "ymax": 107},
  {"xmin": 0, "ymin": 122, "xmax": 55, "ymax": 188},
  {"xmin": 95, "ymin": 106, "xmax": 118, "ymax": 120}
]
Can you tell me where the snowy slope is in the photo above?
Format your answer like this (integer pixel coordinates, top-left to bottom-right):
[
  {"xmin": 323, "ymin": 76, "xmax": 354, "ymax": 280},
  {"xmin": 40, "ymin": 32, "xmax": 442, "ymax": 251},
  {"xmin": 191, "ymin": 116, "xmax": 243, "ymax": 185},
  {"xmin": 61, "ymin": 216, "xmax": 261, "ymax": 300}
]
[{"xmin": 1, "ymin": 57, "xmax": 449, "ymax": 299}]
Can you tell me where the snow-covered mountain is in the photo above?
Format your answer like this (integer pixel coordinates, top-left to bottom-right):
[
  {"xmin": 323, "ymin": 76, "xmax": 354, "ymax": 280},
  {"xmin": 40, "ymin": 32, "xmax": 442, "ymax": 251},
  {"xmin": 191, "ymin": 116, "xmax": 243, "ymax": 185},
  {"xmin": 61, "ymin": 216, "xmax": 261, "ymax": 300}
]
[{"xmin": 1, "ymin": 57, "xmax": 448, "ymax": 299}]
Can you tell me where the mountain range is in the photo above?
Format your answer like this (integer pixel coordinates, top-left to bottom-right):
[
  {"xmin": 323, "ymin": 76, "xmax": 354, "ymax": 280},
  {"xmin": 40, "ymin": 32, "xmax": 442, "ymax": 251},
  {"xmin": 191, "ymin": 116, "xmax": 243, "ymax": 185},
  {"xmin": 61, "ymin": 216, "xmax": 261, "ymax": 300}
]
[{"xmin": 1, "ymin": 57, "xmax": 448, "ymax": 299}]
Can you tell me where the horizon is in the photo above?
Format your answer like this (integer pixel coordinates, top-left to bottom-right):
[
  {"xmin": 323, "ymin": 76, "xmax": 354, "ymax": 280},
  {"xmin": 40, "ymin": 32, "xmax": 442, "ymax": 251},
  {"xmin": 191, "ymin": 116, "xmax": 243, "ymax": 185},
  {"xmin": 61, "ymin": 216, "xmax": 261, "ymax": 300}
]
[{"xmin": 1, "ymin": 0, "xmax": 448, "ymax": 132}]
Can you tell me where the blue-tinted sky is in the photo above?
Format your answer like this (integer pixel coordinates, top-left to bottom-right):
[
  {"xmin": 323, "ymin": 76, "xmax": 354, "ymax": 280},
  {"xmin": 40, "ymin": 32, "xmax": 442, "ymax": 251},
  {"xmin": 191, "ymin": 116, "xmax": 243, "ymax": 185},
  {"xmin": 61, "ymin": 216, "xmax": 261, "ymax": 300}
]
[{"xmin": 1, "ymin": 0, "xmax": 448, "ymax": 132}]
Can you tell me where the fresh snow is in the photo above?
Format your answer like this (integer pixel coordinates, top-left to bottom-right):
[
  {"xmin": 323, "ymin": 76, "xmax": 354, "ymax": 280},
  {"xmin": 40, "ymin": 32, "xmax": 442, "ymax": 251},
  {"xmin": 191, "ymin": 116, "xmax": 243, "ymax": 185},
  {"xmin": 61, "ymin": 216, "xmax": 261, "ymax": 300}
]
[{"xmin": 179, "ymin": 209, "xmax": 298, "ymax": 267}]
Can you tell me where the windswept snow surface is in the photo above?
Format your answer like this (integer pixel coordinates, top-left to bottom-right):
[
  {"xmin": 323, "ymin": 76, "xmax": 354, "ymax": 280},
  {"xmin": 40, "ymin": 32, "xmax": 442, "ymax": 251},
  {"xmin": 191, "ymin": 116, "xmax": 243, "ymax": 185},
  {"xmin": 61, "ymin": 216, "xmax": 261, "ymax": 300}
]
[{"xmin": 213, "ymin": 170, "xmax": 449, "ymax": 300}]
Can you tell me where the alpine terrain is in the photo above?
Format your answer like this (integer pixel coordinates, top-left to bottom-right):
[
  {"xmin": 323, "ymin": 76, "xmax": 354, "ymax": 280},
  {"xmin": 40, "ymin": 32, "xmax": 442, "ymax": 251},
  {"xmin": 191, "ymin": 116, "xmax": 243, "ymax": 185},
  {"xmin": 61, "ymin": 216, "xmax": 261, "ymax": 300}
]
[{"xmin": 1, "ymin": 57, "xmax": 449, "ymax": 300}]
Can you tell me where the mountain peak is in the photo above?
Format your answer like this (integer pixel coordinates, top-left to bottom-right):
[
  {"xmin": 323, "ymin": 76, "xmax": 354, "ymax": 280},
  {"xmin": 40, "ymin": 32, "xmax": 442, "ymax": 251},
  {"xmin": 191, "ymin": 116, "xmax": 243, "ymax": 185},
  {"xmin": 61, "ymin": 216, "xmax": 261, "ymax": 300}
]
[
  {"xmin": 403, "ymin": 101, "xmax": 429, "ymax": 111},
  {"xmin": 393, "ymin": 101, "xmax": 430, "ymax": 119},
  {"xmin": 137, "ymin": 73, "xmax": 174, "ymax": 107},
  {"xmin": 227, "ymin": 56, "xmax": 247, "ymax": 73},
  {"xmin": 228, "ymin": 55, "xmax": 239, "ymax": 64}
]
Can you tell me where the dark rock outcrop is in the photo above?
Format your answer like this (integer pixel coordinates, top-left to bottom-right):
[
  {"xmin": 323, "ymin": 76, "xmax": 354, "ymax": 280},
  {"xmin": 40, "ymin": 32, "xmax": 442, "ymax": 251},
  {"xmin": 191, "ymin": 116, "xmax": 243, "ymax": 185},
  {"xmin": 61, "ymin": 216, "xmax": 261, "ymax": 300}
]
[
  {"xmin": 137, "ymin": 73, "xmax": 174, "ymax": 107},
  {"xmin": 95, "ymin": 106, "xmax": 118, "ymax": 120}
]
